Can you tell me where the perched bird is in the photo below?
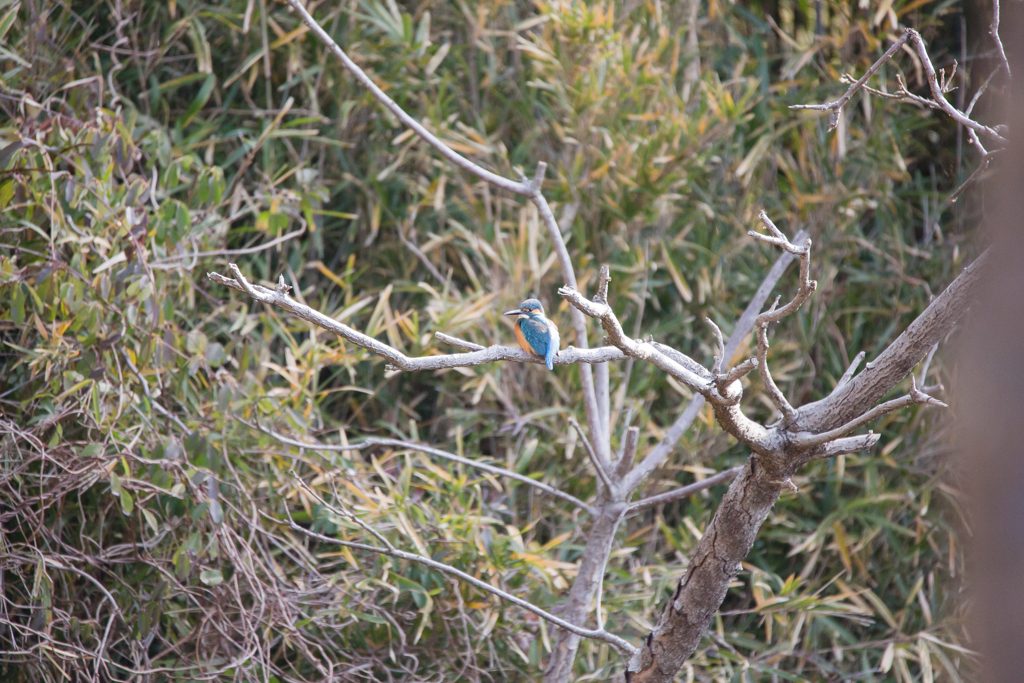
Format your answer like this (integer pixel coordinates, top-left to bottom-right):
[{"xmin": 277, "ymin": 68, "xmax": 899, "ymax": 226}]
[{"xmin": 504, "ymin": 298, "xmax": 561, "ymax": 370}]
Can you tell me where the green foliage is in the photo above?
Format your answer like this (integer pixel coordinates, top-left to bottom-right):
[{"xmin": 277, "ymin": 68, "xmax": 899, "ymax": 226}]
[{"xmin": 0, "ymin": 0, "xmax": 980, "ymax": 680}]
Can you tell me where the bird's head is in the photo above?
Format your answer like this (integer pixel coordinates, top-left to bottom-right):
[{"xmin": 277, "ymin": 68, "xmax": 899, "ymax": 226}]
[{"xmin": 503, "ymin": 298, "xmax": 545, "ymax": 319}]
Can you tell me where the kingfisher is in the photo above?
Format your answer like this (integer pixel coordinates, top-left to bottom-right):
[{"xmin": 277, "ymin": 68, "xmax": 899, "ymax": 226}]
[{"xmin": 504, "ymin": 299, "xmax": 561, "ymax": 370}]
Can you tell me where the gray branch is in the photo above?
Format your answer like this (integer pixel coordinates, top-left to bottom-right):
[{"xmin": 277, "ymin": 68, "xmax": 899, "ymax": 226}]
[
  {"xmin": 791, "ymin": 28, "xmax": 1007, "ymax": 146},
  {"xmin": 271, "ymin": 513, "xmax": 637, "ymax": 656},
  {"xmin": 625, "ymin": 250, "xmax": 986, "ymax": 683},
  {"xmin": 621, "ymin": 231, "xmax": 808, "ymax": 493},
  {"xmin": 569, "ymin": 416, "xmax": 615, "ymax": 495},
  {"xmin": 796, "ymin": 250, "xmax": 988, "ymax": 432},
  {"xmin": 813, "ymin": 433, "xmax": 882, "ymax": 460},
  {"xmin": 246, "ymin": 421, "xmax": 596, "ymax": 514},
  {"xmin": 791, "ymin": 375, "xmax": 946, "ymax": 451},
  {"xmin": 207, "ymin": 267, "xmax": 625, "ymax": 373},
  {"xmin": 557, "ymin": 286, "xmax": 714, "ymax": 396},
  {"xmin": 626, "ymin": 466, "xmax": 744, "ymax": 514}
]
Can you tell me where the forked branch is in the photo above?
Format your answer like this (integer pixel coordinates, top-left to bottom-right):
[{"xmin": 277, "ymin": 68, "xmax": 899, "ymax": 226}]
[
  {"xmin": 748, "ymin": 212, "xmax": 817, "ymax": 425},
  {"xmin": 557, "ymin": 286, "xmax": 715, "ymax": 397},
  {"xmin": 247, "ymin": 420, "xmax": 596, "ymax": 514},
  {"xmin": 750, "ymin": 212, "xmax": 816, "ymax": 326},
  {"xmin": 208, "ymin": 266, "xmax": 625, "ymax": 373},
  {"xmin": 792, "ymin": 375, "xmax": 946, "ymax": 452},
  {"xmin": 281, "ymin": 0, "xmax": 605, "ymax": 460},
  {"xmin": 791, "ymin": 28, "xmax": 1007, "ymax": 146},
  {"xmin": 271, "ymin": 512, "xmax": 637, "ymax": 656}
]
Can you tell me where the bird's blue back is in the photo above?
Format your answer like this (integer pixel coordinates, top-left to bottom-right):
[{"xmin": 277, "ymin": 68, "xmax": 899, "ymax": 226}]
[{"xmin": 517, "ymin": 317, "xmax": 558, "ymax": 370}]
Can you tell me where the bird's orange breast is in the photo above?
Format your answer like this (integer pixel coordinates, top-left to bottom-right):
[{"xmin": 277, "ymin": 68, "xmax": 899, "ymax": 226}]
[{"xmin": 514, "ymin": 320, "xmax": 540, "ymax": 356}]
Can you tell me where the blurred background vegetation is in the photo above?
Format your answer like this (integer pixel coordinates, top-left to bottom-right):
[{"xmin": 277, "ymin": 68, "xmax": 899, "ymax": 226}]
[{"xmin": 0, "ymin": 0, "xmax": 994, "ymax": 680}]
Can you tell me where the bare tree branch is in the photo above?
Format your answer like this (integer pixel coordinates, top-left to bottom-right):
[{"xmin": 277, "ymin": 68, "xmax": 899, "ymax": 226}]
[
  {"xmin": 790, "ymin": 30, "xmax": 913, "ymax": 130},
  {"xmin": 557, "ymin": 286, "xmax": 714, "ymax": 396},
  {"xmin": 207, "ymin": 266, "xmax": 625, "ymax": 373},
  {"xmin": 756, "ymin": 299, "xmax": 799, "ymax": 425},
  {"xmin": 792, "ymin": 375, "xmax": 946, "ymax": 451},
  {"xmin": 615, "ymin": 427, "xmax": 641, "ymax": 479},
  {"xmin": 245, "ymin": 420, "xmax": 596, "ymax": 514},
  {"xmin": 750, "ymin": 212, "xmax": 817, "ymax": 326},
  {"xmin": 991, "ymin": 0, "xmax": 1010, "ymax": 79},
  {"xmin": 721, "ymin": 357, "xmax": 759, "ymax": 388},
  {"xmin": 797, "ymin": 249, "xmax": 988, "ymax": 432},
  {"xmin": 791, "ymin": 28, "xmax": 1007, "ymax": 146},
  {"xmin": 569, "ymin": 416, "xmax": 615, "ymax": 495},
  {"xmin": 434, "ymin": 331, "xmax": 485, "ymax": 351},
  {"xmin": 292, "ymin": 476, "xmax": 397, "ymax": 551},
  {"xmin": 595, "ymin": 265, "xmax": 613, "ymax": 440},
  {"xmin": 282, "ymin": 0, "xmax": 605, "ymax": 460},
  {"xmin": 214, "ymin": 6, "xmax": 992, "ymax": 682},
  {"xmin": 149, "ymin": 226, "xmax": 306, "ymax": 269},
  {"xmin": 835, "ymin": 350, "xmax": 866, "ymax": 391},
  {"xmin": 621, "ymin": 232, "xmax": 808, "ymax": 492},
  {"xmin": 812, "ymin": 433, "xmax": 882, "ymax": 460},
  {"xmin": 544, "ymin": 505, "xmax": 627, "ymax": 682},
  {"xmin": 706, "ymin": 317, "xmax": 726, "ymax": 378},
  {"xmin": 626, "ymin": 466, "xmax": 744, "ymax": 513}
]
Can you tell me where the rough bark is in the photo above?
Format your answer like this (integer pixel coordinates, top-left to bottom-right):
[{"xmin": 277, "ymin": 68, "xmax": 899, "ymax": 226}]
[
  {"xmin": 626, "ymin": 254, "xmax": 987, "ymax": 682},
  {"xmin": 543, "ymin": 504, "xmax": 625, "ymax": 683},
  {"xmin": 626, "ymin": 456, "xmax": 788, "ymax": 681},
  {"xmin": 795, "ymin": 250, "xmax": 987, "ymax": 432}
]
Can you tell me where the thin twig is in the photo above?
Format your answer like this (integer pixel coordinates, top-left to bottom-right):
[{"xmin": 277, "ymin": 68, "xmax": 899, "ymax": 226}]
[
  {"xmin": 756, "ymin": 299, "xmax": 799, "ymax": 424},
  {"xmin": 626, "ymin": 466, "xmax": 744, "ymax": 513},
  {"xmin": 706, "ymin": 318, "xmax": 726, "ymax": 378},
  {"xmin": 149, "ymin": 227, "xmax": 306, "ymax": 268},
  {"xmin": 569, "ymin": 416, "xmax": 615, "ymax": 495},
  {"xmin": 750, "ymin": 212, "xmax": 816, "ymax": 326},
  {"xmin": 434, "ymin": 332, "xmax": 485, "ymax": 351},
  {"xmin": 835, "ymin": 351, "xmax": 866, "ymax": 392},
  {"xmin": 397, "ymin": 208, "xmax": 446, "ymax": 285},
  {"xmin": 209, "ymin": 266, "xmax": 625, "ymax": 373},
  {"xmin": 990, "ymin": 0, "xmax": 1010, "ymax": 79},
  {"xmin": 291, "ymin": 476, "xmax": 395, "ymax": 551},
  {"xmin": 919, "ymin": 342, "xmax": 939, "ymax": 386},
  {"xmin": 269, "ymin": 513, "xmax": 638, "ymax": 656},
  {"xmin": 792, "ymin": 376, "xmax": 946, "ymax": 450},
  {"xmin": 245, "ymin": 420, "xmax": 596, "ymax": 514}
]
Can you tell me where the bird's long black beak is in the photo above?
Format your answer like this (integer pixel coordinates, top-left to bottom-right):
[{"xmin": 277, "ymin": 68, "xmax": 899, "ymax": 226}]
[{"xmin": 503, "ymin": 309, "xmax": 523, "ymax": 317}]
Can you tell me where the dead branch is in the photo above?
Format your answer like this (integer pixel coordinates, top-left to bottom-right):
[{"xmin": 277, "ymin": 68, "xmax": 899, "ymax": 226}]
[
  {"xmin": 207, "ymin": 267, "xmax": 625, "ymax": 373},
  {"xmin": 792, "ymin": 375, "xmax": 947, "ymax": 451},
  {"xmin": 797, "ymin": 250, "xmax": 988, "ymax": 432},
  {"xmin": 281, "ymin": 0, "xmax": 606, "ymax": 464},
  {"xmin": 246, "ymin": 421, "xmax": 597, "ymax": 514},
  {"xmin": 557, "ymin": 286, "xmax": 714, "ymax": 396},
  {"xmin": 569, "ymin": 416, "xmax": 615, "ymax": 494},
  {"xmin": 626, "ymin": 466, "xmax": 744, "ymax": 513},
  {"xmin": 621, "ymin": 230, "xmax": 808, "ymax": 493},
  {"xmin": 271, "ymin": 512, "xmax": 638, "ymax": 656},
  {"xmin": 791, "ymin": 28, "xmax": 1007, "ymax": 146}
]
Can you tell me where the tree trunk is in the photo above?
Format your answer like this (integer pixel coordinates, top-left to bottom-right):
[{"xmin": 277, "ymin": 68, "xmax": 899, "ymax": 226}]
[{"xmin": 544, "ymin": 503, "xmax": 624, "ymax": 683}]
